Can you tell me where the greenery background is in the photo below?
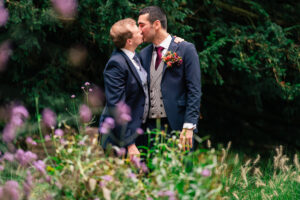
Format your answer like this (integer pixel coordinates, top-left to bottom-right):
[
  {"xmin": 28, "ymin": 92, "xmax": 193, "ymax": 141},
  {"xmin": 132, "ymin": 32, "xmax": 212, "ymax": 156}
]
[{"xmin": 0, "ymin": 0, "xmax": 299, "ymax": 153}]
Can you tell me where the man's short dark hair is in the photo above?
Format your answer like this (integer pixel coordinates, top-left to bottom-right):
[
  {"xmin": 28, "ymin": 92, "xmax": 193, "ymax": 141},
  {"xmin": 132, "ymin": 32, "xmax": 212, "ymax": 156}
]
[{"xmin": 139, "ymin": 6, "xmax": 167, "ymax": 30}]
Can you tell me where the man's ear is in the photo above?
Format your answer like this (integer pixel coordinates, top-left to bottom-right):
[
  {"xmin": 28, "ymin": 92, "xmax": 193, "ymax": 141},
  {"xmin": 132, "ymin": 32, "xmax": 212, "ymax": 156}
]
[
  {"xmin": 153, "ymin": 20, "xmax": 161, "ymax": 30},
  {"xmin": 127, "ymin": 38, "xmax": 132, "ymax": 46}
]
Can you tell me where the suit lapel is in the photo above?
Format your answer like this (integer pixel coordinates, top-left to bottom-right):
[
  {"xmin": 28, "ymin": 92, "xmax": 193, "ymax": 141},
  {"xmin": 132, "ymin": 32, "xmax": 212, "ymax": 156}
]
[
  {"xmin": 118, "ymin": 50, "xmax": 143, "ymax": 88},
  {"xmin": 162, "ymin": 37, "xmax": 180, "ymax": 77},
  {"xmin": 143, "ymin": 45, "xmax": 153, "ymax": 83}
]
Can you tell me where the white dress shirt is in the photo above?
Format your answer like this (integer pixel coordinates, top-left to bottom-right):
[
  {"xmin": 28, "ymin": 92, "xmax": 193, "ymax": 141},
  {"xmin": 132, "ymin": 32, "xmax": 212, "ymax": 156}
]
[{"xmin": 121, "ymin": 48, "xmax": 141, "ymax": 71}]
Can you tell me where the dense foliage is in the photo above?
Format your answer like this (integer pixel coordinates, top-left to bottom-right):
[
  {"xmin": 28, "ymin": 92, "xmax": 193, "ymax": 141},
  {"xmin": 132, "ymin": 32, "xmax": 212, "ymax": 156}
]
[{"xmin": 0, "ymin": 0, "xmax": 299, "ymax": 148}]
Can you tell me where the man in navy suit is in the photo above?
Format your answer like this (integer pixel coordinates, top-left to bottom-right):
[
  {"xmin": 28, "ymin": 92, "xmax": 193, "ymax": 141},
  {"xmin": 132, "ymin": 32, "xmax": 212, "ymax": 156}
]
[
  {"xmin": 138, "ymin": 6, "xmax": 201, "ymax": 151},
  {"xmin": 99, "ymin": 18, "xmax": 149, "ymax": 159}
]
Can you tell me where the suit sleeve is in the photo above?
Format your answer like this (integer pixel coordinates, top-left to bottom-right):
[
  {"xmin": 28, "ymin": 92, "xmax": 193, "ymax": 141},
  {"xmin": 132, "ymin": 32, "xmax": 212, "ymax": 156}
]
[
  {"xmin": 103, "ymin": 61, "xmax": 127, "ymax": 106},
  {"xmin": 103, "ymin": 60, "xmax": 136, "ymax": 147},
  {"xmin": 183, "ymin": 43, "xmax": 202, "ymax": 125}
]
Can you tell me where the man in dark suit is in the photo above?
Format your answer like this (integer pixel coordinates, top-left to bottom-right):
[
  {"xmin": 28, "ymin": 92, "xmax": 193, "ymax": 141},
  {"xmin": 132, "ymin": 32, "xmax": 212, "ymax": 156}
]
[
  {"xmin": 99, "ymin": 18, "xmax": 149, "ymax": 159},
  {"xmin": 138, "ymin": 6, "xmax": 201, "ymax": 151}
]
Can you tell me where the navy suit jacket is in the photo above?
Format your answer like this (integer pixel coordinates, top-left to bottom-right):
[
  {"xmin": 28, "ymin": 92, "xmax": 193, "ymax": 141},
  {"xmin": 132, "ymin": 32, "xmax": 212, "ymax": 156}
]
[
  {"xmin": 99, "ymin": 49, "xmax": 146, "ymax": 148},
  {"xmin": 139, "ymin": 37, "xmax": 201, "ymax": 131}
]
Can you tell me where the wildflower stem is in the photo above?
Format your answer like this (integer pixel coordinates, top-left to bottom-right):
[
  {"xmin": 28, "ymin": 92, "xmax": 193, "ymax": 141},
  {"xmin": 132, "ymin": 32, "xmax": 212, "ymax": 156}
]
[{"xmin": 35, "ymin": 96, "xmax": 54, "ymax": 165}]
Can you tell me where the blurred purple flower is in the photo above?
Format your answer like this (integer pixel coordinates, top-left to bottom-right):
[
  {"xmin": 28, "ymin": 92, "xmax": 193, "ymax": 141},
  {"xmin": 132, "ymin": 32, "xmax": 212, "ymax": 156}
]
[
  {"xmin": 136, "ymin": 128, "xmax": 144, "ymax": 135},
  {"xmin": 0, "ymin": 165, "xmax": 4, "ymax": 171},
  {"xmin": 101, "ymin": 175, "xmax": 112, "ymax": 182},
  {"xmin": 78, "ymin": 140, "xmax": 85, "ymax": 146},
  {"xmin": 71, "ymin": 94, "xmax": 76, "ymax": 98},
  {"xmin": 99, "ymin": 117, "xmax": 115, "ymax": 134},
  {"xmin": 42, "ymin": 108, "xmax": 57, "ymax": 128},
  {"xmin": 33, "ymin": 160, "xmax": 46, "ymax": 175},
  {"xmin": 131, "ymin": 156, "xmax": 141, "ymax": 168},
  {"xmin": 51, "ymin": 0, "xmax": 77, "ymax": 18},
  {"xmin": 99, "ymin": 181, "xmax": 106, "ymax": 188},
  {"xmin": 157, "ymin": 190, "xmax": 176, "ymax": 199},
  {"xmin": 2, "ymin": 123, "xmax": 16, "ymax": 143},
  {"xmin": 141, "ymin": 162, "xmax": 149, "ymax": 173},
  {"xmin": 116, "ymin": 147, "xmax": 126, "ymax": 157},
  {"xmin": 60, "ymin": 138, "xmax": 67, "ymax": 145},
  {"xmin": 45, "ymin": 175, "xmax": 52, "ymax": 183},
  {"xmin": 115, "ymin": 101, "xmax": 131, "ymax": 125},
  {"xmin": 81, "ymin": 86, "xmax": 84, "ymax": 90},
  {"xmin": 127, "ymin": 172, "xmax": 136, "ymax": 179},
  {"xmin": 45, "ymin": 134, "xmax": 51, "ymax": 142},
  {"xmin": 84, "ymin": 82, "xmax": 90, "ymax": 86},
  {"xmin": 0, "ymin": 41, "xmax": 12, "ymax": 72},
  {"xmin": 26, "ymin": 137, "xmax": 37, "ymax": 146},
  {"xmin": 94, "ymin": 198, "xmax": 100, "ymax": 200},
  {"xmin": 23, "ymin": 170, "xmax": 33, "ymax": 198},
  {"xmin": 3, "ymin": 152, "xmax": 14, "ymax": 162},
  {"xmin": 88, "ymin": 86, "xmax": 104, "ymax": 108},
  {"xmin": 79, "ymin": 104, "xmax": 92, "ymax": 123},
  {"xmin": 2, "ymin": 180, "xmax": 20, "ymax": 200},
  {"xmin": 88, "ymin": 88, "xmax": 93, "ymax": 92},
  {"xmin": 10, "ymin": 105, "xmax": 29, "ymax": 126},
  {"xmin": 201, "ymin": 168, "xmax": 211, "ymax": 177},
  {"xmin": 55, "ymin": 181, "xmax": 62, "ymax": 189},
  {"xmin": 0, "ymin": 6, "xmax": 8, "ymax": 26},
  {"xmin": 104, "ymin": 117, "xmax": 115, "ymax": 129},
  {"xmin": 54, "ymin": 129, "xmax": 64, "ymax": 137},
  {"xmin": 15, "ymin": 149, "xmax": 37, "ymax": 166},
  {"xmin": 147, "ymin": 198, "xmax": 153, "ymax": 200}
]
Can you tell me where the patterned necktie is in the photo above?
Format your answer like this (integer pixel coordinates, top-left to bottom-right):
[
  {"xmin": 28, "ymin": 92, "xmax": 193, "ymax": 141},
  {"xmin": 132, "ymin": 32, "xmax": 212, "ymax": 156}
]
[
  {"xmin": 155, "ymin": 46, "xmax": 164, "ymax": 70},
  {"xmin": 133, "ymin": 54, "xmax": 142, "ymax": 71}
]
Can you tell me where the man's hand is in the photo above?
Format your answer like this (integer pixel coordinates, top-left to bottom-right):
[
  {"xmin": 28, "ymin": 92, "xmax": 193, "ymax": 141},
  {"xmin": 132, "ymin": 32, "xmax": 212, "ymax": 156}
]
[
  {"xmin": 174, "ymin": 36, "xmax": 185, "ymax": 43},
  {"xmin": 127, "ymin": 144, "xmax": 140, "ymax": 160},
  {"xmin": 179, "ymin": 128, "xmax": 193, "ymax": 151}
]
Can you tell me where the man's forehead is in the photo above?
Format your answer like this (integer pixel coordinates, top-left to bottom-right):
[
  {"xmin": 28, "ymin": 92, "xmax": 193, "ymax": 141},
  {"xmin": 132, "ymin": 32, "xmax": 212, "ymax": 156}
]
[{"xmin": 138, "ymin": 13, "xmax": 150, "ymax": 23}]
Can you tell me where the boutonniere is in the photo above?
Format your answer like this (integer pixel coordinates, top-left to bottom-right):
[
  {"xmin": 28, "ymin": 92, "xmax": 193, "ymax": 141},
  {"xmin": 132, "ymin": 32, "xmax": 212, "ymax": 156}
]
[{"xmin": 162, "ymin": 51, "xmax": 183, "ymax": 67}]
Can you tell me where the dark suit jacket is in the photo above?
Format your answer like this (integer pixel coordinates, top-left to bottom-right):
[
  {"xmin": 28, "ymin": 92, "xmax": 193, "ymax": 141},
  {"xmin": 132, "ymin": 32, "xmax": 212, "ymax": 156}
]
[
  {"xmin": 139, "ymin": 37, "xmax": 201, "ymax": 131},
  {"xmin": 99, "ymin": 49, "xmax": 146, "ymax": 148}
]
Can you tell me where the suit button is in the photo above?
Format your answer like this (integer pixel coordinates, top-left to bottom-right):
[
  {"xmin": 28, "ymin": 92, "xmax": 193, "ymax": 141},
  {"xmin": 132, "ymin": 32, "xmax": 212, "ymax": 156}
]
[
  {"xmin": 160, "ymin": 97, "xmax": 163, "ymax": 99},
  {"xmin": 160, "ymin": 104, "xmax": 163, "ymax": 107}
]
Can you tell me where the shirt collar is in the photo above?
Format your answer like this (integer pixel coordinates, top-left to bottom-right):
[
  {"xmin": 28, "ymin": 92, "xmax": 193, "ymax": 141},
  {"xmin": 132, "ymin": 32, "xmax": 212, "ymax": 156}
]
[
  {"xmin": 153, "ymin": 34, "xmax": 172, "ymax": 50},
  {"xmin": 121, "ymin": 48, "xmax": 135, "ymax": 59}
]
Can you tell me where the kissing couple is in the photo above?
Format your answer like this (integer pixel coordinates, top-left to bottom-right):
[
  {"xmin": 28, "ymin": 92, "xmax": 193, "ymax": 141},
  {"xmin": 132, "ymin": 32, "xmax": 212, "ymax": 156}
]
[{"xmin": 99, "ymin": 6, "xmax": 201, "ymax": 159}]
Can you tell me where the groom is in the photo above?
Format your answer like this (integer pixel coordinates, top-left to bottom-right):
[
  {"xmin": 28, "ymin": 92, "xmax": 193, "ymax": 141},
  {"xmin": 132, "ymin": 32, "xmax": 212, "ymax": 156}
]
[{"xmin": 138, "ymin": 6, "xmax": 201, "ymax": 151}]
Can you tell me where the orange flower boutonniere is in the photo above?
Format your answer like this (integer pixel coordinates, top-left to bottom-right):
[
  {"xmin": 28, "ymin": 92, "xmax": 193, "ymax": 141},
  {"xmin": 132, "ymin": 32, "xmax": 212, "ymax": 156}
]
[{"xmin": 162, "ymin": 51, "xmax": 183, "ymax": 67}]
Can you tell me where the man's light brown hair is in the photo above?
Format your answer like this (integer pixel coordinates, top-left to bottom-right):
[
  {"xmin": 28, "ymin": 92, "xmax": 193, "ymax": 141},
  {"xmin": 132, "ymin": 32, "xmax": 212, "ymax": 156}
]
[{"xmin": 110, "ymin": 18, "xmax": 136, "ymax": 49}]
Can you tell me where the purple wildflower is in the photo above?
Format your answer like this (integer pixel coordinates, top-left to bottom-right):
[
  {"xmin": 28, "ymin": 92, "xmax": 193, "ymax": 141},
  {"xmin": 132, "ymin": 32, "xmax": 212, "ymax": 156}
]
[
  {"xmin": 44, "ymin": 134, "xmax": 51, "ymax": 142},
  {"xmin": 136, "ymin": 128, "xmax": 144, "ymax": 135},
  {"xmin": 79, "ymin": 104, "xmax": 92, "ymax": 123},
  {"xmin": 42, "ymin": 108, "xmax": 57, "ymax": 128},
  {"xmin": 104, "ymin": 117, "xmax": 115, "ymax": 128},
  {"xmin": 116, "ymin": 147, "xmax": 126, "ymax": 157},
  {"xmin": 0, "ymin": 6, "xmax": 8, "ymax": 26},
  {"xmin": 15, "ymin": 149, "xmax": 37, "ymax": 166},
  {"xmin": 127, "ymin": 172, "xmax": 136, "ymax": 179},
  {"xmin": 0, "ymin": 41, "xmax": 12, "ymax": 72},
  {"xmin": 33, "ymin": 160, "xmax": 46, "ymax": 175},
  {"xmin": 99, "ymin": 117, "xmax": 115, "ymax": 134},
  {"xmin": 54, "ymin": 129, "xmax": 64, "ymax": 137},
  {"xmin": 2, "ymin": 180, "xmax": 19, "ymax": 200},
  {"xmin": 87, "ymin": 86, "xmax": 104, "ymax": 107},
  {"xmin": 101, "ymin": 175, "xmax": 113, "ymax": 182},
  {"xmin": 81, "ymin": 86, "xmax": 84, "ymax": 90},
  {"xmin": 115, "ymin": 101, "xmax": 131, "ymax": 125},
  {"xmin": 71, "ymin": 94, "xmax": 76, "ymax": 98},
  {"xmin": 131, "ymin": 156, "xmax": 141, "ymax": 168},
  {"xmin": 201, "ymin": 168, "xmax": 211, "ymax": 177},
  {"xmin": 78, "ymin": 140, "xmax": 85, "ymax": 146},
  {"xmin": 23, "ymin": 170, "xmax": 33, "ymax": 198},
  {"xmin": 0, "ymin": 165, "xmax": 4, "ymax": 171},
  {"xmin": 2, "ymin": 123, "xmax": 16, "ymax": 143},
  {"xmin": 10, "ymin": 105, "xmax": 29, "ymax": 126},
  {"xmin": 99, "ymin": 181, "xmax": 106, "ymax": 188},
  {"xmin": 84, "ymin": 82, "xmax": 90, "ymax": 86},
  {"xmin": 147, "ymin": 198, "xmax": 153, "ymax": 200},
  {"xmin": 26, "ymin": 137, "xmax": 37, "ymax": 146},
  {"xmin": 60, "ymin": 138, "xmax": 67, "ymax": 145},
  {"xmin": 3, "ymin": 152, "xmax": 14, "ymax": 162},
  {"xmin": 140, "ymin": 162, "xmax": 149, "ymax": 173},
  {"xmin": 88, "ymin": 88, "xmax": 93, "ymax": 92},
  {"xmin": 51, "ymin": 0, "xmax": 77, "ymax": 18}
]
